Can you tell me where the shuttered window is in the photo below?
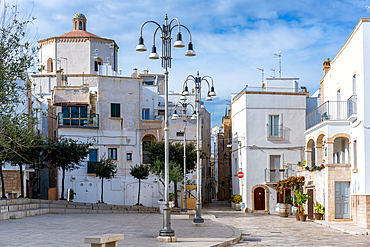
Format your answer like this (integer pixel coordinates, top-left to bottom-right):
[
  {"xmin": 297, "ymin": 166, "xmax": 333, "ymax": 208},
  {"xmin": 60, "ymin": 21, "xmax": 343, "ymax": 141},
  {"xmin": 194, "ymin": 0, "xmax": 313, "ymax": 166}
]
[{"xmin": 111, "ymin": 103, "xmax": 120, "ymax": 118}]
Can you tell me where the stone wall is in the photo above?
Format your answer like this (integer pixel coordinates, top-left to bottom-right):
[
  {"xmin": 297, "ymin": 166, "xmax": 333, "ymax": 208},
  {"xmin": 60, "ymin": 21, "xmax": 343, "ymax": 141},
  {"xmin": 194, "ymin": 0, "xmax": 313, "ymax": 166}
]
[
  {"xmin": 0, "ymin": 170, "xmax": 21, "ymax": 197},
  {"xmin": 352, "ymin": 195, "xmax": 370, "ymax": 229}
]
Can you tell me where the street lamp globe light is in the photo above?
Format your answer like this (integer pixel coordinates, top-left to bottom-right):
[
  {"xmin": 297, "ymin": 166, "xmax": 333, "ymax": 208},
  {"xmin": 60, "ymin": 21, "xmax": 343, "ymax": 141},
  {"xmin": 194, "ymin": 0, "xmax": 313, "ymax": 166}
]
[
  {"xmin": 136, "ymin": 36, "xmax": 147, "ymax": 52},
  {"xmin": 149, "ymin": 45, "xmax": 160, "ymax": 59},
  {"xmin": 185, "ymin": 42, "xmax": 196, "ymax": 57},
  {"xmin": 174, "ymin": 32, "xmax": 186, "ymax": 48}
]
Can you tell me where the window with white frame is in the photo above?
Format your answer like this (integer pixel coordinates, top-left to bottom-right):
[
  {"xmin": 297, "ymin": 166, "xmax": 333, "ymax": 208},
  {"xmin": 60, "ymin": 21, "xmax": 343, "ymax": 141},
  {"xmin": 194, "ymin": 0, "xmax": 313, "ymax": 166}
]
[
  {"xmin": 268, "ymin": 115, "xmax": 280, "ymax": 137},
  {"xmin": 108, "ymin": 148, "xmax": 117, "ymax": 160},
  {"xmin": 353, "ymin": 140, "xmax": 357, "ymax": 170},
  {"xmin": 270, "ymin": 155, "xmax": 280, "ymax": 182}
]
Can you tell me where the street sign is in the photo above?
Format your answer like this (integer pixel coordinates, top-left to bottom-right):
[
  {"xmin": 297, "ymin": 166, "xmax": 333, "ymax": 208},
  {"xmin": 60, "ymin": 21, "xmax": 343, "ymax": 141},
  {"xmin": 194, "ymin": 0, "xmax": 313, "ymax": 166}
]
[{"xmin": 237, "ymin": 171, "xmax": 244, "ymax": 178}]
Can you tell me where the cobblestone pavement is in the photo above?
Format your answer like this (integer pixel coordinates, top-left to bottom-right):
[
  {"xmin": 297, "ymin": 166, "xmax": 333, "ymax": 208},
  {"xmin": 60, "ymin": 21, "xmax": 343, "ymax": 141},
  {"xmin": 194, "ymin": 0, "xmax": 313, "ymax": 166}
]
[{"xmin": 203, "ymin": 200, "xmax": 370, "ymax": 246}]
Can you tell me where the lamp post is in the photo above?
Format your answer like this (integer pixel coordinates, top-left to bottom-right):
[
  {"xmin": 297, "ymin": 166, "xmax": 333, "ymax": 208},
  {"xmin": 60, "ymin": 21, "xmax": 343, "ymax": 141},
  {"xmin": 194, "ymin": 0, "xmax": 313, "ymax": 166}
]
[
  {"xmin": 172, "ymin": 100, "xmax": 196, "ymax": 212},
  {"xmin": 181, "ymin": 72, "xmax": 216, "ymax": 224},
  {"xmin": 136, "ymin": 15, "xmax": 195, "ymax": 240}
]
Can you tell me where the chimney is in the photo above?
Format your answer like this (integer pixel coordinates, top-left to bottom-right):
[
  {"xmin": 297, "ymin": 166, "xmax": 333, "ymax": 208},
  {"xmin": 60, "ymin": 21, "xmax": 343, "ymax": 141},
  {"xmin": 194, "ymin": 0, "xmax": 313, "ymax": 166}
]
[
  {"xmin": 131, "ymin": 68, "xmax": 138, "ymax": 78},
  {"xmin": 56, "ymin": 70, "xmax": 62, "ymax": 86},
  {"xmin": 323, "ymin": 58, "xmax": 331, "ymax": 75},
  {"xmin": 143, "ymin": 69, "xmax": 149, "ymax": 74}
]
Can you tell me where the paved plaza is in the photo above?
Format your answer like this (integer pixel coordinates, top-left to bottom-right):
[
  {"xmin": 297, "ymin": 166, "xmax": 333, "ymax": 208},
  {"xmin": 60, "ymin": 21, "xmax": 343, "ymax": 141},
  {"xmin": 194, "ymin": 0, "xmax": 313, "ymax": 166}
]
[
  {"xmin": 206, "ymin": 201, "xmax": 370, "ymax": 246},
  {"xmin": 1, "ymin": 200, "xmax": 370, "ymax": 246}
]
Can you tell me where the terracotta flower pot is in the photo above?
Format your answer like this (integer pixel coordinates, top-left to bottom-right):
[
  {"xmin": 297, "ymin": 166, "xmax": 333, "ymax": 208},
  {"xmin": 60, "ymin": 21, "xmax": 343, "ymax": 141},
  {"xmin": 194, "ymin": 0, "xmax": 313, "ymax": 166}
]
[
  {"xmin": 299, "ymin": 214, "xmax": 307, "ymax": 221},
  {"xmin": 314, "ymin": 213, "xmax": 323, "ymax": 220},
  {"xmin": 295, "ymin": 213, "xmax": 300, "ymax": 221}
]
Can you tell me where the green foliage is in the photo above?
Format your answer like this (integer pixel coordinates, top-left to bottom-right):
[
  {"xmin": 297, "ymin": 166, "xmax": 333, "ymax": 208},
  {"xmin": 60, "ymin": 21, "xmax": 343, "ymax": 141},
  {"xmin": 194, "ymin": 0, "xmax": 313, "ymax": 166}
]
[
  {"xmin": 0, "ymin": 3, "xmax": 38, "ymax": 115},
  {"xmin": 234, "ymin": 195, "xmax": 242, "ymax": 204},
  {"xmin": 144, "ymin": 141, "xmax": 199, "ymax": 174},
  {"xmin": 130, "ymin": 164, "xmax": 149, "ymax": 181},
  {"xmin": 293, "ymin": 189, "xmax": 311, "ymax": 215},
  {"xmin": 68, "ymin": 188, "xmax": 76, "ymax": 202},
  {"xmin": 285, "ymin": 195, "xmax": 293, "ymax": 205},
  {"xmin": 95, "ymin": 155, "xmax": 117, "ymax": 180},
  {"xmin": 43, "ymin": 136, "xmax": 92, "ymax": 199},
  {"xmin": 314, "ymin": 202, "xmax": 324, "ymax": 214}
]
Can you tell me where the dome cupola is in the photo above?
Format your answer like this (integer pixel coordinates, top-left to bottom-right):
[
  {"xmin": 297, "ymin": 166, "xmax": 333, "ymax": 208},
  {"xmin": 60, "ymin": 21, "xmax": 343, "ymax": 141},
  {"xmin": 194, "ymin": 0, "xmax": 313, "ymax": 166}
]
[{"xmin": 73, "ymin": 13, "xmax": 87, "ymax": 31}]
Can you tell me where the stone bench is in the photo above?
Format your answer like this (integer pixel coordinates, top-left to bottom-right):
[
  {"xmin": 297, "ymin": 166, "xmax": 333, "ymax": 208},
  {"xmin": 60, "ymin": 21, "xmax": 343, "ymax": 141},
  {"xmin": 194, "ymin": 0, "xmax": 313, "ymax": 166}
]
[{"xmin": 84, "ymin": 234, "xmax": 124, "ymax": 247}]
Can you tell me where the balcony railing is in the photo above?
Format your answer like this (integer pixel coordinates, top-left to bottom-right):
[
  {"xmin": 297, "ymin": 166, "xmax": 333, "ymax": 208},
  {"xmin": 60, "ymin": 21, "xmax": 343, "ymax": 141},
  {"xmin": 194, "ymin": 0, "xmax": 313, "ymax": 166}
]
[
  {"xmin": 87, "ymin": 161, "xmax": 101, "ymax": 174},
  {"xmin": 58, "ymin": 113, "xmax": 99, "ymax": 128},
  {"xmin": 264, "ymin": 168, "xmax": 293, "ymax": 183},
  {"xmin": 306, "ymin": 96, "xmax": 357, "ymax": 130}
]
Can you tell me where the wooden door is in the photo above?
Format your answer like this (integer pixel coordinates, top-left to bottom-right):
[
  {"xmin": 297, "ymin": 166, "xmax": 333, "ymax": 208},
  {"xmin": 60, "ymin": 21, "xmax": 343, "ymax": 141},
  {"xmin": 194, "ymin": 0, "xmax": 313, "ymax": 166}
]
[
  {"xmin": 254, "ymin": 188, "xmax": 265, "ymax": 210},
  {"xmin": 307, "ymin": 189, "xmax": 313, "ymax": 219}
]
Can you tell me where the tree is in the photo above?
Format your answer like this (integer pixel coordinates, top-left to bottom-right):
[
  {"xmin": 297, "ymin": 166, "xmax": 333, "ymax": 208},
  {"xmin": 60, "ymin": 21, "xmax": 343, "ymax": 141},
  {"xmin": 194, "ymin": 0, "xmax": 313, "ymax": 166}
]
[
  {"xmin": 43, "ymin": 137, "xmax": 91, "ymax": 200},
  {"xmin": 8, "ymin": 126, "xmax": 45, "ymax": 197},
  {"xmin": 145, "ymin": 141, "xmax": 200, "ymax": 207},
  {"xmin": 95, "ymin": 155, "xmax": 117, "ymax": 203},
  {"xmin": 130, "ymin": 164, "xmax": 149, "ymax": 206},
  {"xmin": 0, "ymin": 2, "xmax": 38, "ymax": 198}
]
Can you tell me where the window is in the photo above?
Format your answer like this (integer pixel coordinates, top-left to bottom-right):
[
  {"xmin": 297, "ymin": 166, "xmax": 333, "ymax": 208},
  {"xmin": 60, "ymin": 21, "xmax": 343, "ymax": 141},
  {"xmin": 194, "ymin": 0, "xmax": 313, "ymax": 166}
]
[
  {"xmin": 268, "ymin": 115, "xmax": 279, "ymax": 137},
  {"xmin": 94, "ymin": 57, "xmax": 103, "ymax": 72},
  {"xmin": 62, "ymin": 106, "xmax": 88, "ymax": 126},
  {"xmin": 79, "ymin": 21, "xmax": 82, "ymax": 30},
  {"xmin": 108, "ymin": 148, "xmax": 117, "ymax": 160},
  {"xmin": 88, "ymin": 149, "xmax": 98, "ymax": 174},
  {"xmin": 270, "ymin": 155, "xmax": 280, "ymax": 182},
  {"xmin": 353, "ymin": 74, "xmax": 356, "ymax": 95},
  {"xmin": 111, "ymin": 103, "xmax": 120, "ymax": 118},
  {"xmin": 127, "ymin": 153, "xmax": 132, "ymax": 161},
  {"xmin": 142, "ymin": 109, "xmax": 150, "ymax": 120},
  {"xmin": 47, "ymin": 58, "xmax": 53, "ymax": 73},
  {"xmin": 177, "ymin": 131, "xmax": 184, "ymax": 137},
  {"xmin": 353, "ymin": 140, "xmax": 357, "ymax": 170}
]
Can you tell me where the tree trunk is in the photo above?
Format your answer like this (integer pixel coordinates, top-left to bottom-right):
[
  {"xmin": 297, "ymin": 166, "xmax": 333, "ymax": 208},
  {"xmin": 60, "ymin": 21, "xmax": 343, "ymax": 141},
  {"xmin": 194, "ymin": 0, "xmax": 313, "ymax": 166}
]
[
  {"xmin": 101, "ymin": 178, "xmax": 104, "ymax": 203},
  {"xmin": 19, "ymin": 164, "xmax": 24, "ymax": 198},
  {"xmin": 174, "ymin": 181, "xmax": 178, "ymax": 207},
  {"xmin": 61, "ymin": 168, "xmax": 65, "ymax": 200},
  {"xmin": 0, "ymin": 164, "xmax": 6, "ymax": 198},
  {"xmin": 137, "ymin": 179, "xmax": 141, "ymax": 205}
]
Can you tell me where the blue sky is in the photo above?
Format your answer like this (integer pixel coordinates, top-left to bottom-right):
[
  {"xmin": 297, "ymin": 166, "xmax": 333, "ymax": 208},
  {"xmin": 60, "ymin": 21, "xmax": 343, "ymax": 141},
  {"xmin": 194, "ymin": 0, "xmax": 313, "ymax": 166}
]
[{"xmin": 6, "ymin": 0, "xmax": 370, "ymax": 127}]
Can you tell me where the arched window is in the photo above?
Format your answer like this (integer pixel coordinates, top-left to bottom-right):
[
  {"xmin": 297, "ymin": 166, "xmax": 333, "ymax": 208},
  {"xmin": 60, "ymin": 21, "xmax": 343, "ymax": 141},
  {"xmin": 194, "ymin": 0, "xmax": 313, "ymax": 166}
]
[
  {"xmin": 83, "ymin": 22, "xmax": 86, "ymax": 30},
  {"xmin": 79, "ymin": 21, "xmax": 82, "ymax": 30},
  {"xmin": 142, "ymin": 135, "xmax": 155, "ymax": 164},
  {"xmin": 47, "ymin": 58, "xmax": 53, "ymax": 73},
  {"xmin": 94, "ymin": 57, "xmax": 103, "ymax": 72},
  {"xmin": 75, "ymin": 21, "xmax": 78, "ymax": 30}
]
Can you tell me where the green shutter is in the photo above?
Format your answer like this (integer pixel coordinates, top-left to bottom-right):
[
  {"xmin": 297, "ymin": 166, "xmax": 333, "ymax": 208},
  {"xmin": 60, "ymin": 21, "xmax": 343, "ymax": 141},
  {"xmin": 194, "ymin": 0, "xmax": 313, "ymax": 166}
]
[{"xmin": 111, "ymin": 103, "xmax": 120, "ymax": 117}]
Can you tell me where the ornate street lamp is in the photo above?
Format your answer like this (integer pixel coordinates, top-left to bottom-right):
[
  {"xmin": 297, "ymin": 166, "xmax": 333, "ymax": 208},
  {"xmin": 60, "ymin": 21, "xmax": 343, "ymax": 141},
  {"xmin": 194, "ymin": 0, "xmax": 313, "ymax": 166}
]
[
  {"xmin": 181, "ymin": 72, "xmax": 216, "ymax": 224},
  {"xmin": 136, "ymin": 14, "xmax": 195, "ymax": 240},
  {"xmin": 172, "ymin": 100, "xmax": 196, "ymax": 212}
]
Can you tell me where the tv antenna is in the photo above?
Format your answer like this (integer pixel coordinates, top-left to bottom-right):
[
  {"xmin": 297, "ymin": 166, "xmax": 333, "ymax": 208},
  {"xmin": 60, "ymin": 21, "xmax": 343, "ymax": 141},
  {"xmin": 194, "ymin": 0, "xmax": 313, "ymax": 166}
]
[
  {"xmin": 270, "ymin": 69, "xmax": 275, "ymax": 78},
  {"xmin": 257, "ymin": 68, "xmax": 264, "ymax": 85},
  {"xmin": 274, "ymin": 51, "xmax": 281, "ymax": 78}
]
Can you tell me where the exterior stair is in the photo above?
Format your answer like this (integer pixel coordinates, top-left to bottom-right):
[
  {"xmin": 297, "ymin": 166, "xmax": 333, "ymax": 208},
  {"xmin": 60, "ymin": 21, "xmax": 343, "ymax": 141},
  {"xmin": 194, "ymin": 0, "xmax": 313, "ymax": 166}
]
[
  {"xmin": 0, "ymin": 198, "xmax": 159, "ymax": 221},
  {"xmin": 0, "ymin": 198, "xmax": 49, "ymax": 221}
]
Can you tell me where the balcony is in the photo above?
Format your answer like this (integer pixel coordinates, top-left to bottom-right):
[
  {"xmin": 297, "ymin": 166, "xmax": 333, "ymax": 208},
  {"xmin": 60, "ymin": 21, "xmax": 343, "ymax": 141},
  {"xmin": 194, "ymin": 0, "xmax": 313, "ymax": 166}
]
[
  {"xmin": 87, "ymin": 161, "xmax": 101, "ymax": 174},
  {"xmin": 306, "ymin": 96, "xmax": 357, "ymax": 130},
  {"xmin": 264, "ymin": 168, "xmax": 294, "ymax": 184},
  {"xmin": 58, "ymin": 113, "xmax": 99, "ymax": 128}
]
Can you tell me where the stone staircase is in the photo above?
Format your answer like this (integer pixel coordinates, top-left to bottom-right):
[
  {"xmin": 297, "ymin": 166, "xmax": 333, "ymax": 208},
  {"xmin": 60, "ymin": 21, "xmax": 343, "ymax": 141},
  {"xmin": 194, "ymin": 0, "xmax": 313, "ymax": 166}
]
[
  {"xmin": 0, "ymin": 198, "xmax": 49, "ymax": 220},
  {"xmin": 0, "ymin": 198, "xmax": 160, "ymax": 221}
]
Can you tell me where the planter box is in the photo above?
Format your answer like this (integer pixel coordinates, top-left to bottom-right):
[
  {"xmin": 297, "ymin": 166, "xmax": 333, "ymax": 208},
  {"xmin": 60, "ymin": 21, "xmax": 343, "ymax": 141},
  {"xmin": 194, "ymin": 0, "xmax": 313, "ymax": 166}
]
[
  {"xmin": 158, "ymin": 201, "xmax": 165, "ymax": 214},
  {"xmin": 295, "ymin": 213, "xmax": 300, "ymax": 221},
  {"xmin": 231, "ymin": 202, "xmax": 236, "ymax": 210},
  {"xmin": 235, "ymin": 204, "xmax": 241, "ymax": 211},
  {"xmin": 299, "ymin": 214, "xmax": 308, "ymax": 221}
]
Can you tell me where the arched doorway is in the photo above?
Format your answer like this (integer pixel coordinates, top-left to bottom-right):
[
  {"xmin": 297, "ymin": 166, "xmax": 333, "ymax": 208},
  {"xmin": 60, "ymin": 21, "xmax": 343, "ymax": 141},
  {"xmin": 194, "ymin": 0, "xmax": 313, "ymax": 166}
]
[
  {"xmin": 251, "ymin": 184, "xmax": 269, "ymax": 214},
  {"xmin": 142, "ymin": 135, "xmax": 155, "ymax": 164}
]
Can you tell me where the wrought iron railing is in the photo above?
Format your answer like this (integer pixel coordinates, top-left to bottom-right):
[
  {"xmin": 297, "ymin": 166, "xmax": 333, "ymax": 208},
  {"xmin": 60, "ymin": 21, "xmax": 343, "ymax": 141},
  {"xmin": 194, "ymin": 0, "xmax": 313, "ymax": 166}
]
[
  {"xmin": 306, "ymin": 96, "xmax": 357, "ymax": 130},
  {"xmin": 58, "ymin": 113, "xmax": 99, "ymax": 127}
]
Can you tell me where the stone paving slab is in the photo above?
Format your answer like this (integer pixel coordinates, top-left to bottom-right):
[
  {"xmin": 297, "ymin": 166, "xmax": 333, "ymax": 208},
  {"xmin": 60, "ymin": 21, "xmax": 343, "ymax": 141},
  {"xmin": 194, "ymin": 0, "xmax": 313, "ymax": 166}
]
[
  {"xmin": 0, "ymin": 212, "xmax": 240, "ymax": 246},
  {"xmin": 314, "ymin": 220, "xmax": 370, "ymax": 235},
  {"xmin": 203, "ymin": 201, "xmax": 370, "ymax": 247}
]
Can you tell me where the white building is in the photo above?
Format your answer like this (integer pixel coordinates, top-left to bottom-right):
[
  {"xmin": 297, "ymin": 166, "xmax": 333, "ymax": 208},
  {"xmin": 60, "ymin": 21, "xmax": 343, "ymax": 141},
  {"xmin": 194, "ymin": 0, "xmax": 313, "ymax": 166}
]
[
  {"xmin": 231, "ymin": 78, "xmax": 306, "ymax": 213},
  {"xmin": 300, "ymin": 18, "xmax": 370, "ymax": 227},
  {"xmin": 29, "ymin": 13, "xmax": 211, "ymax": 207}
]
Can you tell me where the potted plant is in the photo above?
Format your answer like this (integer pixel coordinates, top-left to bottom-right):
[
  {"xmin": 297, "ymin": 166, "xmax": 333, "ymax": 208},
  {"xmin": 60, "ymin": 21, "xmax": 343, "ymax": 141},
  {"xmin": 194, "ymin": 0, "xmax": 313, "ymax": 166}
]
[
  {"xmin": 285, "ymin": 195, "xmax": 293, "ymax": 216},
  {"xmin": 234, "ymin": 195, "xmax": 242, "ymax": 211},
  {"xmin": 314, "ymin": 202, "xmax": 324, "ymax": 220},
  {"xmin": 231, "ymin": 194, "xmax": 236, "ymax": 209},
  {"xmin": 293, "ymin": 190, "xmax": 310, "ymax": 221}
]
